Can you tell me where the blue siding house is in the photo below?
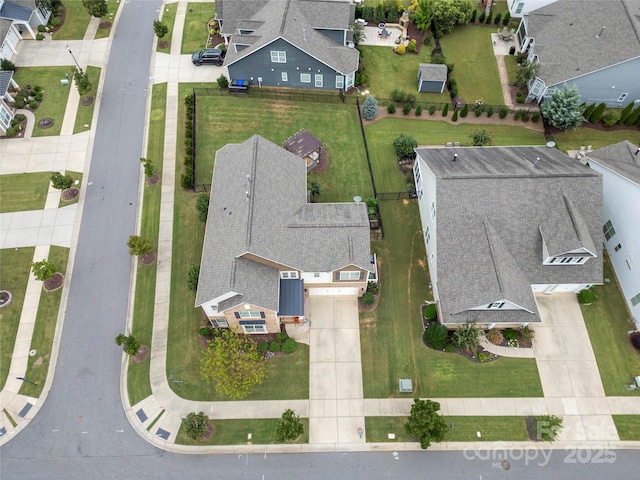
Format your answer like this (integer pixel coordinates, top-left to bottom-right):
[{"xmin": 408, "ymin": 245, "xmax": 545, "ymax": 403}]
[
  {"xmin": 216, "ymin": 0, "xmax": 359, "ymax": 91},
  {"xmin": 517, "ymin": 0, "xmax": 640, "ymax": 107}
]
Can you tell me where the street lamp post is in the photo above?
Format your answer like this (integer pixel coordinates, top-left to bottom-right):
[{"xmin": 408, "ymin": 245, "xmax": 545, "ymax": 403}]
[
  {"xmin": 16, "ymin": 376, "xmax": 38, "ymax": 386},
  {"xmin": 65, "ymin": 45, "xmax": 81, "ymax": 71}
]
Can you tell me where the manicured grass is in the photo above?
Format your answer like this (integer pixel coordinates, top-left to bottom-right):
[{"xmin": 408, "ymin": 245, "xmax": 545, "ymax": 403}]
[
  {"xmin": 357, "ymin": 45, "xmax": 449, "ymax": 104},
  {"xmin": 612, "ymin": 415, "xmax": 640, "ymax": 440},
  {"xmin": 0, "ymin": 247, "xmax": 36, "ymax": 390},
  {"xmin": 175, "ymin": 418, "xmax": 309, "ymax": 445},
  {"xmin": 94, "ymin": 0, "xmax": 119, "ymax": 40},
  {"xmin": 504, "ymin": 54, "xmax": 519, "ymax": 85},
  {"xmin": 127, "ymin": 82, "xmax": 167, "ymax": 406},
  {"xmin": 194, "ymin": 94, "xmax": 372, "ymax": 201},
  {"xmin": 181, "ymin": 2, "xmax": 216, "ymax": 53},
  {"xmin": 12, "ymin": 67, "xmax": 73, "ymax": 137},
  {"xmin": 54, "ymin": 1, "xmax": 92, "ymax": 40},
  {"xmin": 582, "ymin": 253, "xmax": 640, "ymax": 396},
  {"xmin": 440, "ymin": 26, "xmax": 505, "ymax": 106},
  {"xmin": 360, "ymin": 201, "xmax": 543, "ymax": 398},
  {"xmin": 57, "ymin": 171, "xmax": 83, "ymax": 208},
  {"xmin": 553, "ymin": 128, "xmax": 640, "ymax": 154},
  {"xmin": 0, "ymin": 172, "xmax": 51, "ymax": 213},
  {"xmin": 365, "ymin": 416, "xmax": 530, "ymax": 443},
  {"xmin": 73, "ymin": 66, "xmax": 101, "ymax": 134},
  {"xmin": 365, "ymin": 117, "xmax": 545, "ymax": 192},
  {"xmin": 19, "ymin": 246, "xmax": 69, "ymax": 398},
  {"xmin": 156, "ymin": 2, "xmax": 178, "ymax": 52}
]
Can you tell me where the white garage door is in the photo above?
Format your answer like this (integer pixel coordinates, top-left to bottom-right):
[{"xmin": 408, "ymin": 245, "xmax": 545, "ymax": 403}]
[{"xmin": 308, "ymin": 287, "xmax": 358, "ymax": 296}]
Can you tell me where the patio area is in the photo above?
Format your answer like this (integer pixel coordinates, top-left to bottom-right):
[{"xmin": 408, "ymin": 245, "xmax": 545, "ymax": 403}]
[{"xmin": 361, "ymin": 24, "xmax": 407, "ymax": 47}]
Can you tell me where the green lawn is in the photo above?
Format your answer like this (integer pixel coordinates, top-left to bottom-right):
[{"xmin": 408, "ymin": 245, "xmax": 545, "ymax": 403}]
[
  {"xmin": 73, "ymin": 66, "xmax": 101, "ymax": 134},
  {"xmin": 440, "ymin": 26, "xmax": 505, "ymax": 106},
  {"xmin": 57, "ymin": 171, "xmax": 83, "ymax": 208},
  {"xmin": 582, "ymin": 254, "xmax": 640, "ymax": 396},
  {"xmin": 175, "ymin": 418, "xmax": 310, "ymax": 445},
  {"xmin": 181, "ymin": 2, "xmax": 216, "ymax": 53},
  {"xmin": 0, "ymin": 247, "xmax": 36, "ymax": 390},
  {"xmin": 553, "ymin": 128, "xmax": 640, "ymax": 153},
  {"xmin": 612, "ymin": 415, "xmax": 640, "ymax": 440},
  {"xmin": 127, "ymin": 82, "xmax": 167, "ymax": 406},
  {"xmin": 157, "ymin": 2, "xmax": 178, "ymax": 52},
  {"xmin": 54, "ymin": 1, "xmax": 92, "ymax": 40},
  {"xmin": 12, "ymin": 67, "xmax": 73, "ymax": 137},
  {"xmin": 94, "ymin": 0, "xmax": 119, "ymax": 40},
  {"xmin": 0, "ymin": 172, "xmax": 51, "ymax": 213},
  {"xmin": 19, "ymin": 247, "xmax": 69, "ymax": 398},
  {"xmin": 504, "ymin": 54, "xmax": 519, "ymax": 85},
  {"xmin": 365, "ymin": 117, "xmax": 545, "ymax": 192},
  {"xmin": 365, "ymin": 416, "xmax": 530, "ymax": 443},
  {"xmin": 194, "ymin": 94, "xmax": 372, "ymax": 201},
  {"xmin": 360, "ymin": 201, "xmax": 543, "ymax": 398},
  {"xmin": 357, "ymin": 45, "xmax": 449, "ymax": 104}
]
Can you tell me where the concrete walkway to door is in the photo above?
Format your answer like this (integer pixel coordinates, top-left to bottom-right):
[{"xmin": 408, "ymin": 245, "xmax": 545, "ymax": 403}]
[{"xmin": 308, "ymin": 296, "xmax": 366, "ymax": 445}]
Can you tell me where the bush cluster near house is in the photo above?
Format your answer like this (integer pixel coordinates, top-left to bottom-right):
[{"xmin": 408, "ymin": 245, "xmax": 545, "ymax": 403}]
[
  {"xmin": 12, "ymin": 85, "xmax": 44, "ymax": 111},
  {"xmin": 256, "ymin": 331, "xmax": 298, "ymax": 355},
  {"xmin": 181, "ymin": 94, "xmax": 195, "ymax": 188},
  {"xmin": 184, "ymin": 411, "xmax": 210, "ymax": 440}
]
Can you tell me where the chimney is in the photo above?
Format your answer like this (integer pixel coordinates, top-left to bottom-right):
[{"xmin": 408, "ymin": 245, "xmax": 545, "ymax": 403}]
[{"xmin": 596, "ymin": 26, "xmax": 605, "ymax": 38}]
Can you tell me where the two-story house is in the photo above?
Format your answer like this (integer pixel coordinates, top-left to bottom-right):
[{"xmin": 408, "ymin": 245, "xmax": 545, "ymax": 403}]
[
  {"xmin": 0, "ymin": 69, "xmax": 19, "ymax": 134},
  {"xmin": 507, "ymin": 0, "xmax": 558, "ymax": 17},
  {"xmin": 215, "ymin": 0, "xmax": 359, "ymax": 91},
  {"xmin": 517, "ymin": 0, "xmax": 640, "ymax": 107},
  {"xmin": 587, "ymin": 141, "xmax": 640, "ymax": 321},
  {"xmin": 413, "ymin": 145, "xmax": 602, "ymax": 329},
  {"xmin": 195, "ymin": 134, "xmax": 373, "ymax": 334},
  {"xmin": 1, "ymin": 0, "xmax": 51, "ymax": 60}
]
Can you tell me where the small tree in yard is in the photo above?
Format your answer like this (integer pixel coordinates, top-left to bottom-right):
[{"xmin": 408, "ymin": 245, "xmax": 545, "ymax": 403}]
[
  {"xmin": 470, "ymin": 128, "xmax": 493, "ymax": 146},
  {"xmin": 73, "ymin": 68, "xmax": 92, "ymax": 99},
  {"xmin": 405, "ymin": 398, "xmax": 448, "ymax": 449},
  {"xmin": 514, "ymin": 61, "xmax": 539, "ymax": 89},
  {"xmin": 140, "ymin": 158, "xmax": 154, "ymax": 178},
  {"xmin": 362, "ymin": 95, "xmax": 378, "ymax": 120},
  {"xmin": 82, "ymin": 0, "xmax": 108, "ymax": 18},
  {"xmin": 533, "ymin": 415, "xmax": 563, "ymax": 442},
  {"xmin": 50, "ymin": 171, "xmax": 74, "ymax": 190},
  {"xmin": 200, "ymin": 329, "xmax": 266, "ymax": 399},
  {"xmin": 423, "ymin": 322, "xmax": 449, "ymax": 350},
  {"xmin": 275, "ymin": 409, "xmax": 304, "ymax": 442},
  {"xmin": 412, "ymin": 0, "xmax": 434, "ymax": 32},
  {"xmin": 393, "ymin": 133, "xmax": 418, "ymax": 159},
  {"xmin": 184, "ymin": 412, "xmax": 210, "ymax": 440},
  {"xmin": 196, "ymin": 193, "xmax": 209, "ymax": 223},
  {"xmin": 115, "ymin": 333, "xmax": 141, "ymax": 356},
  {"xmin": 217, "ymin": 74, "xmax": 229, "ymax": 89},
  {"xmin": 32, "ymin": 259, "xmax": 57, "ymax": 281},
  {"xmin": 187, "ymin": 265, "xmax": 200, "ymax": 293},
  {"xmin": 153, "ymin": 20, "xmax": 168, "ymax": 39},
  {"xmin": 540, "ymin": 85, "xmax": 584, "ymax": 130},
  {"xmin": 127, "ymin": 235, "xmax": 152, "ymax": 256},
  {"xmin": 308, "ymin": 178, "xmax": 321, "ymax": 201}
]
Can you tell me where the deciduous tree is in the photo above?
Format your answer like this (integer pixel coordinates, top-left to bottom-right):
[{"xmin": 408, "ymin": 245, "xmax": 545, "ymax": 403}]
[
  {"xmin": 433, "ymin": 0, "xmax": 473, "ymax": 36},
  {"xmin": 82, "ymin": 0, "xmax": 108, "ymax": 18},
  {"xmin": 32, "ymin": 259, "xmax": 57, "ymax": 281},
  {"xmin": 73, "ymin": 68, "xmax": 92, "ymax": 99},
  {"xmin": 115, "ymin": 333, "xmax": 141, "ymax": 356},
  {"xmin": 153, "ymin": 20, "xmax": 168, "ymax": 39},
  {"xmin": 392, "ymin": 133, "xmax": 418, "ymax": 158},
  {"xmin": 405, "ymin": 398, "xmax": 448, "ymax": 449},
  {"xmin": 184, "ymin": 412, "xmax": 210, "ymax": 440},
  {"xmin": 275, "ymin": 409, "xmax": 304, "ymax": 442},
  {"xmin": 50, "ymin": 171, "xmax": 73, "ymax": 190},
  {"xmin": 127, "ymin": 235, "xmax": 152, "ymax": 256},
  {"xmin": 412, "ymin": 0, "xmax": 434, "ymax": 32}
]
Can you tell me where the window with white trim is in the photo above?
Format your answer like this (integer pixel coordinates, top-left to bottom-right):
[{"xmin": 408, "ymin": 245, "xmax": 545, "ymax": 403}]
[
  {"xmin": 300, "ymin": 73, "xmax": 311, "ymax": 83},
  {"xmin": 603, "ymin": 220, "xmax": 616, "ymax": 240},
  {"xmin": 550, "ymin": 256, "xmax": 588, "ymax": 265},
  {"xmin": 631, "ymin": 292, "xmax": 640, "ymax": 306},
  {"xmin": 339, "ymin": 271, "xmax": 361, "ymax": 280},
  {"xmin": 418, "ymin": 189, "xmax": 423, "ymax": 200},
  {"xmin": 335, "ymin": 75, "xmax": 344, "ymax": 89},
  {"xmin": 313, "ymin": 272, "xmax": 320, "ymax": 278},
  {"xmin": 212, "ymin": 318, "xmax": 228, "ymax": 327},
  {"xmin": 614, "ymin": 244, "xmax": 622, "ymax": 252},
  {"xmin": 315, "ymin": 74, "xmax": 323, "ymax": 87},
  {"xmin": 424, "ymin": 226, "xmax": 430, "ymax": 245},
  {"xmin": 281, "ymin": 72, "xmax": 288, "ymax": 82},
  {"xmin": 413, "ymin": 163, "xmax": 421, "ymax": 184},
  {"xmin": 270, "ymin": 51, "xmax": 286, "ymax": 63},
  {"xmin": 0, "ymin": 106, "xmax": 11, "ymax": 127},
  {"xmin": 617, "ymin": 93, "xmax": 628, "ymax": 102},
  {"xmin": 431, "ymin": 201, "xmax": 436, "ymax": 220},
  {"xmin": 487, "ymin": 302, "xmax": 505, "ymax": 309},
  {"xmin": 240, "ymin": 321, "xmax": 267, "ymax": 333},
  {"xmin": 515, "ymin": 2, "xmax": 524, "ymax": 14},
  {"xmin": 238, "ymin": 311, "xmax": 262, "ymax": 318},
  {"xmin": 280, "ymin": 271, "xmax": 298, "ymax": 279}
]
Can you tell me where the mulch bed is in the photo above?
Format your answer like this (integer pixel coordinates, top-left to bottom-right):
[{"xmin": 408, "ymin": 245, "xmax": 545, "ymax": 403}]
[
  {"xmin": 38, "ymin": 118, "xmax": 53, "ymax": 129},
  {"xmin": 208, "ymin": 34, "xmax": 225, "ymax": 49},
  {"xmin": 525, "ymin": 416, "xmax": 541, "ymax": 441},
  {"xmin": 133, "ymin": 345, "xmax": 149, "ymax": 363},
  {"xmin": 43, "ymin": 273, "xmax": 64, "ymax": 291},
  {"xmin": 629, "ymin": 331, "xmax": 640, "ymax": 353},
  {"xmin": 202, "ymin": 422, "xmax": 216, "ymax": 441},
  {"xmin": 0, "ymin": 290, "xmax": 13, "ymax": 308},
  {"xmin": 145, "ymin": 173, "xmax": 160, "ymax": 186},
  {"xmin": 313, "ymin": 147, "xmax": 330, "ymax": 173},
  {"xmin": 138, "ymin": 250, "xmax": 156, "ymax": 266},
  {"xmin": 49, "ymin": 5, "xmax": 66, "ymax": 34},
  {"xmin": 80, "ymin": 96, "xmax": 94, "ymax": 107},
  {"xmin": 358, "ymin": 261, "xmax": 382, "ymax": 312},
  {"xmin": 99, "ymin": 22, "xmax": 112, "ymax": 30},
  {"xmin": 158, "ymin": 40, "xmax": 170, "ymax": 49},
  {"xmin": 61, "ymin": 187, "xmax": 80, "ymax": 201}
]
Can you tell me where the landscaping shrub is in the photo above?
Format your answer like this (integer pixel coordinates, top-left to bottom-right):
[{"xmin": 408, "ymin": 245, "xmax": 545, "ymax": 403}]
[
  {"xmin": 36, "ymin": 33, "xmax": 45, "ymax": 40},
  {"xmin": 531, "ymin": 111, "xmax": 540, "ymax": 122},
  {"xmin": 258, "ymin": 341, "xmax": 269, "ymax": 353},
  {"xmin": 448, "ymin": 78, "xmax": 458, "ymax": 98},
  {"xmin": 275, "ymin": 409, "xmax": 304, "ymax": 442},
  {"xmin": 187, "ymin": 265, "xmax": 199, "ymax": 292},
  {"xmin": 50, "ymin": 17, "xmax": 62, "ymax": 27},
  {"xmin": 486, "ymin": 328, "xmax": 503, "ymax": 345},
  {"xmin": 355, "ymin": 71, "xmax": 368, "ymax": 86},
  {"xmin": 442, "ymin": 103, "xmax": 449, "ymax": 116},
  {"xmin": 494, "ymin": 13, "xmax": 502, "ymax": 24},
  {"xmin": 184, "ymin": 412, "xmax": 210, "ymax": 441},
  {"xmin": 387, "ymin": 103, "xmax": 396, "ymax": 114},
  {"xmin": 14, "ymin": 96, "xmax": 25, "ymax": 108},
  {"xmin": 451, "ymin": 109, "xmax": 458, "ymax": 121},
  {"xmin": 181, "ymin": 167, "xmax": 194, "ymax": 189},
  {"xmin": 423, "ymin": 32, "xmax": 433, "ymax": 45},
  {"xmin": 516, "ymin": 92, "xmax": 524, "ymax": 104},
  {"xmin": 503, "ymin": 12, "xmax": 511, "ymax": 25},
  {"xmin": 407, "ymin": 39, "xmax": 417, "ymax": 53},
  {"xmin": 424, "ymin": 303, "xmax": 437, "ymax": 320},
  {"xmin": 624, "ymin": 105, "xmax": 640, "ymax": 126},
  {"xmin": 28, "ymin": 100, "xmax": 37, "ymax": 109},
  {"xmin": 269, "ymin": 340, "xmax": 281, "ymax": 353},
  {"xmin": 503, "ymin": 328, "xmax": 517, "ymax": 341},
  {"xmin": 392, "ymin": 133, "xmax": 418, "ymax": 158},
  {"xmin": 362, "ymin": 291, "xmax": 375, "ymax": 305},
  {"xmin": 391, "ymin": 88, "xmax": 407, "ymax": 103},
  {"xmin": 519, "ymin": 325, "xmax": 535, "ymax": 340},
  {"xmin": 470, "ymin": 9, "xmax": 476, "ymax": 23},
  {"xmin": 431, "ymin": 52, "xmax": 445, "ymax": 64},
  {"xmin": 415, "ymin": 105, "xmax": 423, "ymax": 116},
  {"xmin": 423, "ymin": 322, "xmax": 449, "ymax": 350},
  {"xmin": 216, "ymin": 74, "xmax": 229, "ymax": 88},
  {"xmin": 474, "ymin": 105, "xmax": 483, "ymax": 117},
  {"xmin": 407, "ymin": 93, "xmax": 416, "ymax": 106},
  {"xmin": 582, "ymin": 103, "xmax": 595, "ymax": 120},
  {"xmin": 0, "ymin": 59, "xmax": 15, "ymax": 71},
  {"xmin": 485, "ymin": 12, "xmax": 492, "ymax": 24},
  {"xmin": 532, "ymin": 415, "xmax": 563, "ymax": 442},
  {"xmin": 578, "ymin": 288, "xmax": 598, "ymax": 304},
  {"xmin": 367, "ymin": 281, "xmax": 379, "ymax": 294},
  {"xmin": 115, "ymin": 334, "xmax": 141, "ymax": 356},
  {"xmin": 459, "ymin": 104, "xmax": 468, "ymax": 117},
  {"xmin": 478, "ymin": 12, "xmax": 485, "ymax": 23},
  {"xmin": 38, "ymin": 24, "xmax": 47, "ymax": 32},
  {"xmin": 499, "ymin": 106, "xmax": 509, "ymax": 118},
  {"xmin": 276, "ymin": 331, "xmax": 288, "ymax": 342},
  {"xmin": 602, "ymin": 110, "xmax": 620, "ymax": 127},
  {"xmin": 50, "ymin": 172, "xmax": 74, "ymax": 190},
  {"xmin": 282, "ymin": 338, "xmax": 297, "ymax": 354},
  {"xmin": 444, "ymin": 343, "xmax": 454, "ymax": 353},
  {"xmin": 589, "ymin": 102, "xmax": 606, "ymax": 123},
  {"xmin": 395, "ymin": 44, "xmax": 406, "ymax": 55},
  {"xmin": 199, "ymin": 326, "xmax": 212, "ymax": 337},
  {"xmin": 362, "ymin": 95, "xmax": 378, "ymax": 120},
  {"xmin": 486, "ymin": 106, "xmax": 494, "ymax": 117},
  {"xmin": 402, "ymin": 103, "xmax": 412, "ymax": 115},
  {"xmin": 34, "ymin": 91, "xmax": 43, "ymax": 102},
  {"xmin": 618, "ymin": 102, "xmax": 635, "ymax": 124},
  {"xmin": 429, "ymin": 105, "xmax": 437, "ymax": 115},
  {"xmin": 453, "ymin": 322, "xmax": 481, "ymax": 353},
  {"xmin": 477, "ymin": 351, "xmax": 488, "ymax": 362},
  {"xmin": 5, "ymin": 127, "xmax": 18, "ymax": 137},
  {"xmin": 521, "ymin": 110, "xmax": 530, "ymax": 122}
]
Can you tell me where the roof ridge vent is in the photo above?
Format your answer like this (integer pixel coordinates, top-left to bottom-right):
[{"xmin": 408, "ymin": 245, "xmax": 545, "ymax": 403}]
[{"xmin": 596, "ymin": 26, "xmax": 605, "ymax": 38}]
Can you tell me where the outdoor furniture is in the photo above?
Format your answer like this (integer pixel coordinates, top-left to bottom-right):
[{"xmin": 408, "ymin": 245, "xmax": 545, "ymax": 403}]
[{"xmin": 499, "ymin": 27, "xmax": 512, "ymax": 40}]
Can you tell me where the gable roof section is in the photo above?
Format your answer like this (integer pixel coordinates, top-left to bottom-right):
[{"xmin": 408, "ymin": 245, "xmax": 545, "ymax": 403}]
[
  {"xmin": 526, "ymin": 0, "xmax": 640, "ymax": 86},
  {"xmin": 196, "ymin": 134, "xmax": 370, "ymax": 309},
  {"xmin": 418, "ymin": 63, "xmax": 447, "ymax": 83},
  {"xmin": 0, "ymin": 1, "xmax": 33, "ymax": 21},
  {"xmin": 588, "ymin": 141, "xmax": 640, "ymax": 186},
  {"xmin": 0, "ymin": 69, "xmax": 13, "ymax": 96},
  {"xmin": 416, "ymin": 145, "xmax": 603, "ymax": 324},
  {"xmin": 539, "ymin": 194, "xmax": 597, "ymax": 257},
  {"xmin": 221, "ymin": 0, "xmax": 359, "ymax": 74}
]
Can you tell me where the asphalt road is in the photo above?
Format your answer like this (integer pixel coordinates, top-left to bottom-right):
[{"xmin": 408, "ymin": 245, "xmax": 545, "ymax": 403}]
[{"xmin": 1, "ymin": 2, "xmax": 638, "ymax": 479}]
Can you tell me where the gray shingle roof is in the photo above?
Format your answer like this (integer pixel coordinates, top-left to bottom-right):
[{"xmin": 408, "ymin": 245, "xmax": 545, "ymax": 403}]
[
  {"xmin": 416, "ymin": 145, "xmax": 603, "ymax": 325},
  {"xmin": 196, "ymin": 134, "xmax": 371, "ymax": 309},
  {"xmin": 220, "ymin": 0, "xmax": 359, "ymax": 74},
  {"xmin": 587, "ymin": 140, "xmax": 640, "ymax": 186},
  {"xmin": 418, "ymin": 63, "xmax": 448, "ymax": 83},
  {"xmin": 0, "ymin": 1, "xmax": 34, "ymax": 21},
  {"xmin": 526, "ymin": 0, "xmax": 640, "ymax": 86},
  {"xmin": 0, "ymin": 70, "xmax": 13, "ymax": 96}
]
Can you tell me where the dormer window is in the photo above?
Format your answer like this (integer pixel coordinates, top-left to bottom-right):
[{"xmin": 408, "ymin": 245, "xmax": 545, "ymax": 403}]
[
  {"xmin": 281, "ymin": 271, "xmax": 298, "ymax": 279},
  {"xmin": 487, "ymin": 302, "xmax": 505, "ymax": 309},
  {"xmin": 547, "ymin": 256, "xmax": 588, "ymax": 265}
]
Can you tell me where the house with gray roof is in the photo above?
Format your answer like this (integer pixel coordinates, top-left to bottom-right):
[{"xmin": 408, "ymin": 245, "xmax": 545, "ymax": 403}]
[
  {"xmin": 517, "ymin": 0, "xmax": 640, "ymax": 107},
  {"xmin": 413, "ymin": 145, "xmax": 602, "ymax": 328},
  {"xmin": 587, "ymin": 141, "xmax": 640, "ymax": 320},
  {"xmin": 0, "ymin": 0, "xmax": 50, "ymax": 60},
  {"xmin": 507, "ymin": 0, "xmax": 558, "ymax": 17},
  {"xmin": 196, "ymin": 134, "xmax": 373, "ymax": 334},
  {"xmin": 215, "ymin": 0, "xmax": 359, "ymax": 91},
  {"xmin": 0, "ymin": 68, "xmax": 19, "ymax": 134},
  {"xmin": 417, "ymin": 63, "xmax": 447, "ymax": 93}
]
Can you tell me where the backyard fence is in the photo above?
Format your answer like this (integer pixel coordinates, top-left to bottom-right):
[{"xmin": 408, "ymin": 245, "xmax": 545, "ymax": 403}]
[{"xmin": 377, "ymin": 191, "xmax": 417, "ymax": 201}]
